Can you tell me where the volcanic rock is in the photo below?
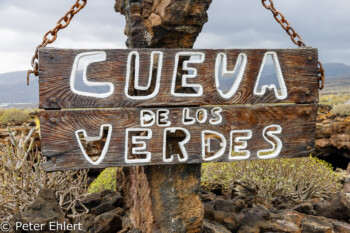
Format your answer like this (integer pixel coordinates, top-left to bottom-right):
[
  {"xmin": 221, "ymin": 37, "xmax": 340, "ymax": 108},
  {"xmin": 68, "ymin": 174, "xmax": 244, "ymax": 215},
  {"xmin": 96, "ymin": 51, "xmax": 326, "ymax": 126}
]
[
  {"xmin": 13, "ymin": 189, "xmax": 68, "ymax": 233},
  {"xmin": 315, "ymin": 192, "xmax": 350, "ymax": 221}
]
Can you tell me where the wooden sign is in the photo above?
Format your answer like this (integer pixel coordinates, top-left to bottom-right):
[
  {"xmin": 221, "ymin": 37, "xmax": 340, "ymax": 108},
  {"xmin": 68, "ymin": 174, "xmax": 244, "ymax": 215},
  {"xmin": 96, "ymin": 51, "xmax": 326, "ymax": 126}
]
[{"xmin": 39, "ymin": 48, "xmax": 319, "ymax": 171}]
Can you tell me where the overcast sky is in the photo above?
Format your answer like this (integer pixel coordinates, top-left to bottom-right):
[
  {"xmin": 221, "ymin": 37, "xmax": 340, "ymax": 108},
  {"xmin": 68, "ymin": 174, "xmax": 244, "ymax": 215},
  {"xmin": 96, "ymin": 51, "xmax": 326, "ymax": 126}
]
[{"xmin": 0, "ymin": 0, "xmax": 349, "ymax": 74}]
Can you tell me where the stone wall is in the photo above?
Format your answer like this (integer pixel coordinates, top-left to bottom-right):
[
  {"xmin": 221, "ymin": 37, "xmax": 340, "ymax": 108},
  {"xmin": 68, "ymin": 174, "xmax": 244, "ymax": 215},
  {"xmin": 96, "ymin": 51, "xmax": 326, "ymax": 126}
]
[{"xmin": 316, "ymin": 105, "xmax": 350, "ymax": 169}]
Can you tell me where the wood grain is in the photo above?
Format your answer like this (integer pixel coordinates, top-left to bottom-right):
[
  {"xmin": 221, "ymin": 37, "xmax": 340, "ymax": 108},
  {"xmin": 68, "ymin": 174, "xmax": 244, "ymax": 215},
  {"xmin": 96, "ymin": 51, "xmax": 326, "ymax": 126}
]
[
  {"xmin": 41, "ymin": 104, "xmax": 317, "ymax": 171},
  {"xmin": 38, "ymin": 48, "xmax": 319, "ymax": 109}
]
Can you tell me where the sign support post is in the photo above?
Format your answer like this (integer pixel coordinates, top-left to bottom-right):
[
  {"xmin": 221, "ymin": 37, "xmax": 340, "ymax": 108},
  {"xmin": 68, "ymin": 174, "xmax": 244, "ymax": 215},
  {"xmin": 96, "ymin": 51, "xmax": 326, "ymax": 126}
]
[{"xmin": 114, "ymin": 1, "xmax": 207, "ymax": 232}]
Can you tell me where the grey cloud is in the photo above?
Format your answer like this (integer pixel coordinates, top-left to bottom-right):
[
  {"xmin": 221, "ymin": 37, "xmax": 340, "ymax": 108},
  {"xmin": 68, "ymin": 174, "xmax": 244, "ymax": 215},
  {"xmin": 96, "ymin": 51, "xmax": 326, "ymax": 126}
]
[
  {"xmin": 0, "ymin": 0, "xmax": 349, "ymax": 73},
  {"xmin": 197, "ymin": 0, "xmax": 350, "ymax": 64},
  {"xmin": 203, "ymin": 0, "xmax": 350, "ymax": 68}
]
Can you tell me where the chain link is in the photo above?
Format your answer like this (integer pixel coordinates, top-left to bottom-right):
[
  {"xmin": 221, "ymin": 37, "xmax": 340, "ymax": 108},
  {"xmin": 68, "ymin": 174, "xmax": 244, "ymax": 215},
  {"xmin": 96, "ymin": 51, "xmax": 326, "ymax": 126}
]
[
  {"xmin": 27, "ymin": 0, "xmax": 87, "ymax": 85},
  {"xmin": 317, "ymin": 61, "xmax": 325, "ymax": 89},
  {"xmin": 261, "ymin": 0, "xmax": 325, "ymax": 89}
]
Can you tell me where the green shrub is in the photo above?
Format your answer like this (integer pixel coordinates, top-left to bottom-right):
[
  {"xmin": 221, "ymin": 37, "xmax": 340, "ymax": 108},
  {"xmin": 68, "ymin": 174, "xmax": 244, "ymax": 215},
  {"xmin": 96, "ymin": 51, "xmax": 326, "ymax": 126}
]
[
  {"xmin": 88, "ymin": 167, "xmax": 118, "ymax": 193},
  {"xmin": 332, "ymin": 104, "xmax": 350, "ymax": 116},
  {"xmin": 201, "ymin": 156, "xmax": 342, "ymax": 201},
  {"xmin": 83, "ymin": 157, "xmax": 343, "ymax": 200},
  {"xmin": 319, "ymin": 94, "xmax": 350, "ymax": 106},
  {"xmin": 0, "ymin": 109, "xmax": 31, "ymax": 125},
  {"xmin": 0, "ymin": 109, "xmax": 5, "ymax": 118}
]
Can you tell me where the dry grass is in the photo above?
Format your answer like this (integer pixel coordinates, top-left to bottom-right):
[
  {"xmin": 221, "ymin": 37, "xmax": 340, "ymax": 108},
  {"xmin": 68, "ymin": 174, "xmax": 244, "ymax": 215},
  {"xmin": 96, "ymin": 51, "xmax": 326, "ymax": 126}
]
[
  {"xmin": 320, "ymin": 93, "xmax": 350, "ymax": 106},
  {"xmin": 0, "ymin": 109, "xmax": 31, "ymax": 125},
  {"xmin": 201, "ymin": 157, "xmax": 342, "ymax": 201},
  {"xmin": 332, "ymin": 104, "xmax": 350, "ymax": 116}
]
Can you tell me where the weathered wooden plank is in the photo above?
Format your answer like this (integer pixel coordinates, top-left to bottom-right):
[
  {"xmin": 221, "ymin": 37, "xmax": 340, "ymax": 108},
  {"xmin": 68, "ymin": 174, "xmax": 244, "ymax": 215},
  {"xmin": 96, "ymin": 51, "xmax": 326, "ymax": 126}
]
[
  {"xmin": 39, "ymin": 48, "xmax": 319, "ymax": 109},
  {"xmin": 41, "ymin": 104, "xmax": 317, "ymax": 171}
]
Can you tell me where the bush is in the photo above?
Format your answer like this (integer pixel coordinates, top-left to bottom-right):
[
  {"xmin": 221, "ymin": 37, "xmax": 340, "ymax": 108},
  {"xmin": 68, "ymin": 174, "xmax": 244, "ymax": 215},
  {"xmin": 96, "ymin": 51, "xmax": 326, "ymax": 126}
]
[
  {"xmin": 319, "ymin": 94, "xmax": 350, "ymax": 106},
  {"xmin": 201, "ymin": 157, "xmax": 342, "ymax": 201},
  {"xmin": 0, "ymin": 109, "xmax": 5, "ymax": 118},
  {"xmin": 0, "ymin": 128, "xmax": 89, "ymax": 221},
  {"xmin": 85, "ymin": 157, "xmax": 342, "ymax": 201},
  {"xmin": 332, "ymin": 104, "xmax": 350, "ymax": 116},
  {"xmin": 0, "ymin": 109, "xmax": 31, "ymax": 125},
  {"xmin": 88, "ymin": 167, "xmax": 118, "ymax": 194}
]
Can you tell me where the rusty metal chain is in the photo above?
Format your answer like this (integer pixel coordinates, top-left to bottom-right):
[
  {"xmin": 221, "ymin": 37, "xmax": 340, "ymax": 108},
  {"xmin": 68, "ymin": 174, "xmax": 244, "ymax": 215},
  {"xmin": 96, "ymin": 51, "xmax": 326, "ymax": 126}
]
[
  {"xmin": 27, "ymin": 0, "xmax": 87, "ymax": 85},
  {"xmin": 261, "ymin": 0, "xmax": 325, "ymax": 89},
  {"xmin": 317, "ymin": 61, "xmax": 325, "ymax": 89}
]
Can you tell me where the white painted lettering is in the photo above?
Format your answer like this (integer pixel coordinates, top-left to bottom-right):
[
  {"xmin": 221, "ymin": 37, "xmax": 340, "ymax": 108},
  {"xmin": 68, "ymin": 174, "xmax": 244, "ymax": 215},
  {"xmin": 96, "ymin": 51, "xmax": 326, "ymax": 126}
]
[
  {"xmin": 215, "ymin": 53, "xmax": 247, "ymax": 99},
  {"xmin": 125, "ymin": 128, "xmax": 152, "ymax": 163},
  {"xmin": 254, "ymin": 52, "xmax": 287, "ymax": 100},
  {"xmin": 257, "ymin": 124, "xmax": 283, "ymax": 159},
  {"xmin": 157, "ymin": 109, "xmax": 171, "ymax": 126},
  {"xmin": 202, "ymin": 130, "xmax": 226, "ymax": 161},
  {"xmin": 70, "ymin": 51, "xmax": 114, "ymax": 98},
  {"xmin": 125, "ymin": 51, "xmax": 163, "ymax": 100},
  {"xmin": 140, "ymin": 110, "xmax": 156, "ymax": 127},
  {"xmin": 196, "ymin": 108, "xmax": 208, "ymax": 124},
  {"xmin": 209, "ymin": 107, "xmax": 223, "ymax": 125},
  {"xmin": 75, "ymin": 124, "xmax": 112, "ymax": 165},
  {"xmin": 229, "ymin": 130, "xmax": 252, "ymax": 160},
  {"xmin": 171, "ymin": 52, "xmax": 205, "ymax": 97},
  {"xmin": 183, "ymin": 108, "xmax": 196, "ymax": 125},
  {"xmin": 163, "ymin": 127, "xmax": 190, "ymax": 162}
]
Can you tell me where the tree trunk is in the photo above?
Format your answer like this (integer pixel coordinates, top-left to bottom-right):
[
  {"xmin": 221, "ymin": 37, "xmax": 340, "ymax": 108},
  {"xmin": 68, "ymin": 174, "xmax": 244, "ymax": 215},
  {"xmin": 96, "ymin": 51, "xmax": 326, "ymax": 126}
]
[{"xmin": 115, "ymin": 0, "xmax": 212, "ymax": 232}]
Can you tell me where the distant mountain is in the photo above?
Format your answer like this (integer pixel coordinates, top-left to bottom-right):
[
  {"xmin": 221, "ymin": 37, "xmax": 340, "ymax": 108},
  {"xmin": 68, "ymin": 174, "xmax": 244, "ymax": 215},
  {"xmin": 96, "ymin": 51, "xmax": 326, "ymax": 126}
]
[
  {"xmin": 323, "ymin": 63, "xmax": 350, "ymax": 78},
  {"xmin": 0, "ymin": 70, "xmax": 109, "ymax": 107},
  {"xmin": 320, "ymin": 64, "xmax": 350, "ymax": 92},
  {"xmin": 0, "ymin": 62, "xmax": 349, "ymax": 107},
  {"xmin": 0, "ymin": 71, "xmax": 39, "ymax": 104}
]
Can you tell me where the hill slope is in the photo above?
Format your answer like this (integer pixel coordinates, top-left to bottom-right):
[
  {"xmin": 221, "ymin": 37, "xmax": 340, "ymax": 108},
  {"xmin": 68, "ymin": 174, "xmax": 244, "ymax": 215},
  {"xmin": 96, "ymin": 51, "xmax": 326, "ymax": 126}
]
[{"xmin": 0, "ymin": 71, "xmax": 39, "ymax": 104}]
